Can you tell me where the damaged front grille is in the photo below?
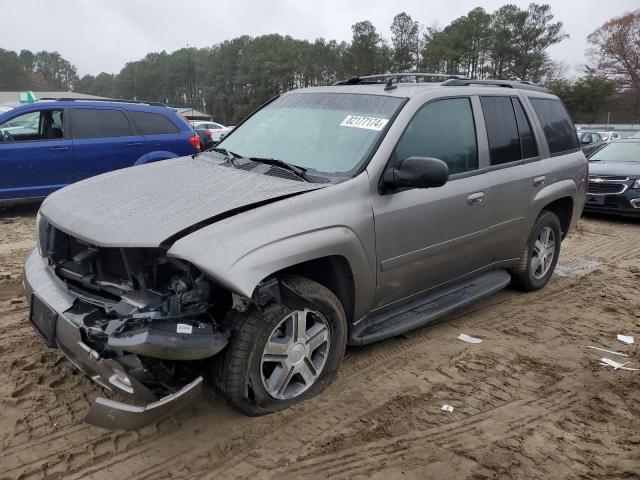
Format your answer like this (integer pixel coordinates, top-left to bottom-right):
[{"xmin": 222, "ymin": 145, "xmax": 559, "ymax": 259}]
[
  {"xmin": 39, "ymin": 221, "xmax": 229, "ymax": 380},
  {"xmin": 45, "ymin": 227, "xmax": 178, "ymax": 300}
]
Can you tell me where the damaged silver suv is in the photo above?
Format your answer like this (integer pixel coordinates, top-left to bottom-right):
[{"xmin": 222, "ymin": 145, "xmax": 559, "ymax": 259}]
[{"xmin": 24, "ymin": 74, "xmax": 587, "ymax": 430}]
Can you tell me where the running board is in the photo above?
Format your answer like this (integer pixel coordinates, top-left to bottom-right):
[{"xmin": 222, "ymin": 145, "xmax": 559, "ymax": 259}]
[{"xmin": 349, "ymin": 270, "xmax": 511, "ymax": 345}]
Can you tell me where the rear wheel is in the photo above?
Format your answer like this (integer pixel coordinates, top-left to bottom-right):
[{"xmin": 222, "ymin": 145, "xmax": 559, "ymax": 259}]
[
  {"xmin": 214, "ymin": 276, "xmax": 347, "ymax": 415},
  {"xmin": 510, "ymin": 210, "xmax": 562, "ymax": 291}
]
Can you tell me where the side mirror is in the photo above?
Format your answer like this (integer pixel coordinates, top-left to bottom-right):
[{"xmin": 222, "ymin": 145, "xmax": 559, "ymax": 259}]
[
  {"xmin": 383, "ymin": 156, "xmax": 449, "ymax": 191},
  {"xmin": 581, "ymin": 137, "xmax": 591, "ymax": 145}
]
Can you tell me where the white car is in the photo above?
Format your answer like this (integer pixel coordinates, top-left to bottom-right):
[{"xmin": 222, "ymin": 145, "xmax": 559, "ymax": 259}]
[
  {"xmin": 190, "ymin": 121, "xmax": 233, "ymax": 143},
  {"xmin": 598, "ymin": 131, "xmax": 621, "ymax": 142}
]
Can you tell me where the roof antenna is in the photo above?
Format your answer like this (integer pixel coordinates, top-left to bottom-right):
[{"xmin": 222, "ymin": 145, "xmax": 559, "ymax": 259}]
[{"xmin": 384, "ymin": 77, "xmax": 397, "ymax": 90}]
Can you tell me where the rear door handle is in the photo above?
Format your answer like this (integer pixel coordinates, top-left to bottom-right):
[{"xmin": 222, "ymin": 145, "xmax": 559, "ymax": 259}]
[
  {"xmin": 126, "ymin": 142, "xmax": 142, "ymax": 147},
  {"xmin": 49, "ymin": 146, "xmax": 68, "ymax": 151},
  {"xmin": 533, "ymin": 176, "xmax": 546, "ymax": 187},
  {"xmin": 467, "ymin": 192, "xmax": 485, "ymax": 205}
]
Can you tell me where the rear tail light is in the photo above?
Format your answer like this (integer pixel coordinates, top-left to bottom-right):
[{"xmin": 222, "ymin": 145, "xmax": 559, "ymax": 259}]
[{"xmin": 188, "ymin": 134, "xmax": 201, "ymax": 151}]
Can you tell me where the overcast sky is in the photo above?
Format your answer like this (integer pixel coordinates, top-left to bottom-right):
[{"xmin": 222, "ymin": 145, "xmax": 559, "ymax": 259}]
[{"xmin": 2, "ymin": 0, "xmax": 638, "ymax": 77}]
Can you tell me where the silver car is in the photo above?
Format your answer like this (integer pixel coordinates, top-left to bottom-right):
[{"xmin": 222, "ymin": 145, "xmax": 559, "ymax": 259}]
[
  {"xmin": 190, "ymin": 120, "xmax": 233, "ymax": 142},
  {"xmin": 23, "ymin": 74, "xmax": 587, "ymax": 429}
]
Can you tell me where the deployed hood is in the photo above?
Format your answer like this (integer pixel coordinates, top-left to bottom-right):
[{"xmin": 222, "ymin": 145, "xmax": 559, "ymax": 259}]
[
  {"xmin": 41, "ymin": 156, "xmax": 323, "ymax": 248},
  {"xmin": 589, "ymin": 161, "xmax": 640, "ymax": 177}
]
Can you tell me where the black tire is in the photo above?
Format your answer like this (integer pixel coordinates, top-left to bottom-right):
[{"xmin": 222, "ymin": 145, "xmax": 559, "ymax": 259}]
[
  {"xmin": 510, "ymin": 210, "xmax": 562, "ymax": 292},
  {"xmin": 213, "ymin": 275, "xmax": 347, "ymax": 416}
]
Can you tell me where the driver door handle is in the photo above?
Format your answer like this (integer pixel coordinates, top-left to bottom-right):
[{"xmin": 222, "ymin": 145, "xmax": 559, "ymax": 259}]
[
  {"xmin": 467, "ymin": 192, "xmax": 485, "ymax": 205},
  {"xmin": 49, "ymin": 146, "xmax": 68, "ymax": 151}
]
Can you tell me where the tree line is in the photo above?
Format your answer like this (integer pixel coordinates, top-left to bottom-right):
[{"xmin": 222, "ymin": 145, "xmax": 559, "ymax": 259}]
[
  {"xmin": 0, "ymin": 49, "xmax": 78, "ymax": 91},
  {"xmin": 0, "ymin": 4, "xmax": 638, "ymax": 124}
]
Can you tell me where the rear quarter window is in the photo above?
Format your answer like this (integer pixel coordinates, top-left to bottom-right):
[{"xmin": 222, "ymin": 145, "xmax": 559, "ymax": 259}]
[
  {"xmin": 129, "ymin": 111, "xmax": 180, "ymax": 135},
  {"xmin": 529, "ymin": 98, "xmax": 579, "ymax": 155}
]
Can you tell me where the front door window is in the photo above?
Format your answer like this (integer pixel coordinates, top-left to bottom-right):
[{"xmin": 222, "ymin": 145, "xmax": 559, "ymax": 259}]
[
  {"xmin": 392, "ymin": 97, "xmax": 478, "ymax": 175},
  {"xmin": 0, "ymin": 110, "xmax": 64, "ymax": 142}
]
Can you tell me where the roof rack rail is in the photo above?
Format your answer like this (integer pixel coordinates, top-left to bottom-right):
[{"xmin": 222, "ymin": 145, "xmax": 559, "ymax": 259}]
[
  {"xmin": 39, "ymin": 97, "xmax": 168, "ymax": 107},
  {"xmin": 334, "ymin": 72, "xmax": 467, "ymax": 90},
  {"xmin": 440, "ymin": 79, "xmax": 550, "ymax": 93}
]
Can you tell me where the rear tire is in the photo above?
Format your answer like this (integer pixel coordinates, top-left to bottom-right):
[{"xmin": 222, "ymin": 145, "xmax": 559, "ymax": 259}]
[
  {"xmin": 510, "ymin": 210, "xmax": 562, "ymax": 292},
  {"xmin": 213, "ymin": 275, "xmax": 347, "ymax": 416}
]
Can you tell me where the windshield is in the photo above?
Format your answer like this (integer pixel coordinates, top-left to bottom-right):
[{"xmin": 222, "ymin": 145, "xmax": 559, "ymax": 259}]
[
  {"xmin": 218, "ymin": 92, "xmax": 404, "ymax": 177},
  {"xmin": 589, "ymin": 142, "xmax": 640, "ymax": 163}
]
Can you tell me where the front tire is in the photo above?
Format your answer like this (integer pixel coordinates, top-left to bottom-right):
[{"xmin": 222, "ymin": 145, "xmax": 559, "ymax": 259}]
[
  {"xmin": 214, "ymin": 276, "xmax": 347, "ymax": 416},
  {"xmin": 510, "ymin": 210, "xmax": 562, "ymax": 292}
]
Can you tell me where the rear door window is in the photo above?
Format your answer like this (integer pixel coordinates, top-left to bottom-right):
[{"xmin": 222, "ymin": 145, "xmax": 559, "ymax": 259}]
[
  {"xmin": 480, "ymin": 96, "xmax": 521, "ymax": 165},
  {"xmin": 481, "ymin": 96, "xmax": 538, "ymax": 166},
  {"xmin": 529, "ymin": 98, "xmax": 579, "ymax": 155},
  {"xmin": 393, "ymin": 97, "xmax": 478, "ymax": 175},
  {"xmin": 71, "ymin": 109, "xmax": 131, "ymax": 139},
  {"xmin": 512, "ymin": 98, "xmax": 538, "ymax": 159},
  {"xmin": 129, "ymin": 111, "xmax": 180, "ymax": 135}
]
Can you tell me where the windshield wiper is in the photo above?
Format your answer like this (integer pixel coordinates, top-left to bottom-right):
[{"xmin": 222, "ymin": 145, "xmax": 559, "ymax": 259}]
[
  {"xmin": 248, "ymin": 157, "xmax": 309, "ymax": 182},
  {"xmin": 212, "ymin": 146, "xmax": 242, "ymax": 159},
  {"xmin": 211, "ymin": 146, "xmax": 243, "ymax": 166}
]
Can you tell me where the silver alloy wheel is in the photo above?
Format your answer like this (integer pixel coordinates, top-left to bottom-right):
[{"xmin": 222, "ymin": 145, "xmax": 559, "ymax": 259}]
[
  {"xmin": 260, "ymin": 308, "xmax": 331, "ymax": 400},
  {"xmin": 531, "ymin": 226, "xmax": 556, "ymax": 280}
]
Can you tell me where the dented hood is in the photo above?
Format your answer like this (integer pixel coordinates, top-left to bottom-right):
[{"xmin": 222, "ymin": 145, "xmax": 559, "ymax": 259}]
[{"xmin": 40, "ymin": 156, "xmax": 323, "ymax": 248}]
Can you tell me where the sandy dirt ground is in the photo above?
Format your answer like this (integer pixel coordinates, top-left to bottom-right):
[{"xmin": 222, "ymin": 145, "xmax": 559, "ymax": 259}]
[{"xmin": 0, "ymin": 206, "xmax": 639, "ymax": 480}]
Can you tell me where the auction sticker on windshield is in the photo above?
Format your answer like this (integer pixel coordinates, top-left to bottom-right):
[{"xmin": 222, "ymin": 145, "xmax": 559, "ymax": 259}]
[{"xmin": 340, "ymin": 115, "xmax": 389, "ymax": 131}]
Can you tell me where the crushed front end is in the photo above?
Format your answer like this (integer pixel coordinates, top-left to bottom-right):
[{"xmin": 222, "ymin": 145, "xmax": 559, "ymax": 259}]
[{"xmin": 23, "ymin": 215, "xmax": 229, "ymax": 430}]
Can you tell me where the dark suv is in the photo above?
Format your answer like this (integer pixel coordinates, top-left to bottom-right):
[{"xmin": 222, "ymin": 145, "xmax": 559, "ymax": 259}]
[
  {"xmin": 23, "ymin": 74, "xmax": 587, "ymax": 430},
  {"xmin": 0, "ymin": 99, "xmax": 200, "ymax": 204}
]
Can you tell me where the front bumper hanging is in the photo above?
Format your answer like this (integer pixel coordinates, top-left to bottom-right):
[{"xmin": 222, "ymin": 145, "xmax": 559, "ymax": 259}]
[
  {"xmin": 84, "ymin": 377, "xmax": 203, "ymax": 430},
  {"xmin": 23, "ymin": 248, "xmax": 207, "ymax": 430}
]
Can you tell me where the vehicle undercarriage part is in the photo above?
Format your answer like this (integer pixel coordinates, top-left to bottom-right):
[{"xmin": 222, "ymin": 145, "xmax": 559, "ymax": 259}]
[{"xmin": 108, "ymin": 320, "xmax": 228, "ymax": 361}]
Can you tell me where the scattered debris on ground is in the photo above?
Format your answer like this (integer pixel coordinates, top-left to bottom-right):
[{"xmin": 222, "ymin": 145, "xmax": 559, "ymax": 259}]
[
  {"xmin": 617, "ymin": 334, "xmax": 634, "ymax": 345},
  {"xmin": 456, "ymin": 333, "xmax": 482, "ymax": 344}
]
